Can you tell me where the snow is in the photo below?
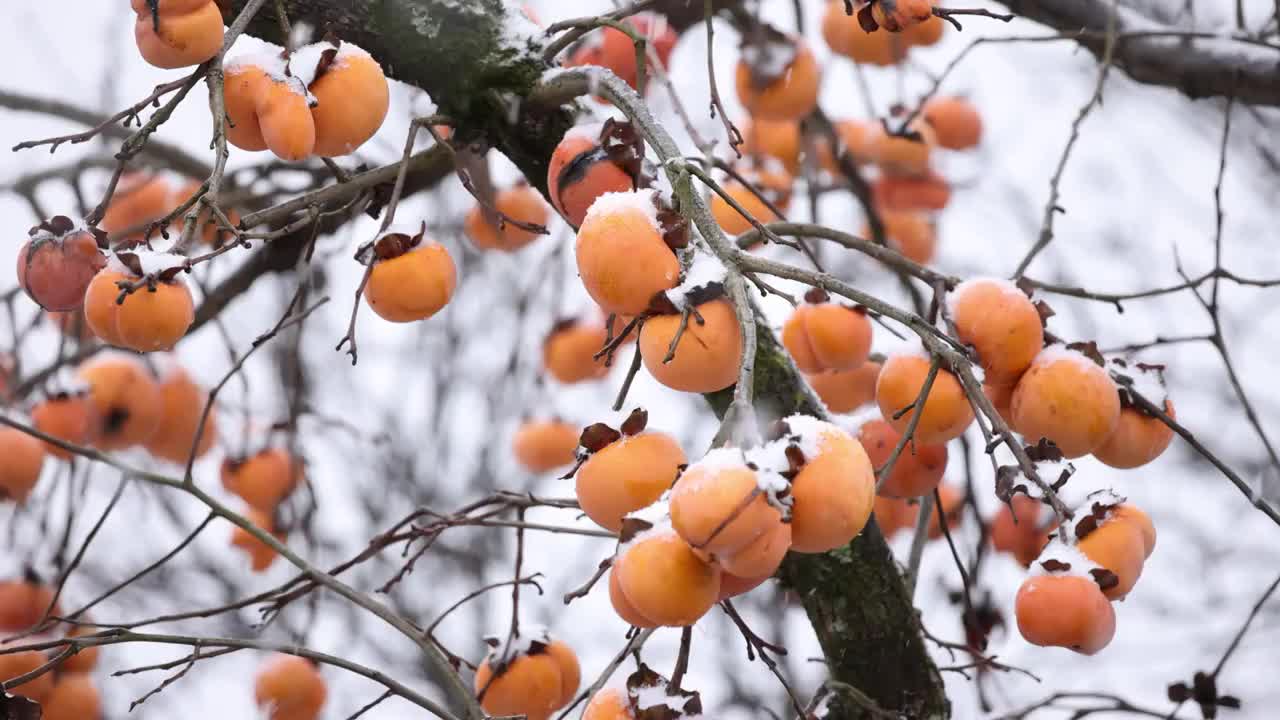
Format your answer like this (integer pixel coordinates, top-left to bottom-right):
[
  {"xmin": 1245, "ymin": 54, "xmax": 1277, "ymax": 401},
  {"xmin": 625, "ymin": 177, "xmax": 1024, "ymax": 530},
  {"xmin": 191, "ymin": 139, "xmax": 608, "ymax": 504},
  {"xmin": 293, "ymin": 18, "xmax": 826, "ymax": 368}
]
[
  {"xmin": 634, "ymin": 684, "xmax": 693, "ymax": 713},
  {"xmin": 1121, "ymin": 361, "xmax": 1169, "ymax": 406},
  {"xmin": 944, "ymin": 275, "xmax": 1027, "ymax": 318},
  {"xmin": 482, "ymin": 624, "xmax": 552, "ymax": 666},
  {"xmin": 582, "ymin": 189, "xmax": 661, "ymax": 233},
  {"xmin": 665, "ymin": 251, "xmax": 727, "ymax": 310},
  {"xmin": 106, "ymin": 249, "xmax": 187, "ymax": 276},
  {"xmin": 497, "ymin": 1, "xmax": 547, "ymax": 55},
  {"xmin": 777, "ymin": 413, "xmax": 845, "ymax": 460},
  {"xmin": 1033, "ymin": 343, "xmax": 1107, "ymax": 375},
  {"xmin": 225, "ymin": 51, "xmax": 310, "ymax": 101},
  {"xmin": 565, "ymin": 122, "xmax": 604, "ymax": 144}
]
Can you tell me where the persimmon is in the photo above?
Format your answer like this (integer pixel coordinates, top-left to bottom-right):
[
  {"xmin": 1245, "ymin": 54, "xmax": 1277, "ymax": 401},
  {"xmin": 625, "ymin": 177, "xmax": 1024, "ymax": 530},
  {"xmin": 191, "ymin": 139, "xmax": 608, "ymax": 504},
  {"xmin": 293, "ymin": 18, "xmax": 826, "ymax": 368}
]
[
  {"xmin": 1093, "ymin": 401, "xmax": 1176, "ymax": 469},
  {"xmin": 1011, "ymin": 347, "xmax": 1120, "ymax": 458},
  {"xmin": 615, "ymin": 530, "xmax": 721, "ymax": 626},
  {"xmin": 807, "ymin": 360, "xmax": 882, "ymax": 414},
  {"xmin": 543, "ymin": 640, "xmax": 581, "ymax": 708},
  {"xmin": 0, "ymin": 427, "xmax": 45, "ymax": 503},
  {"xmin": 949, "ymin": 277, "xmax": 1045, "ymax": 384},
  {"xmin": 565, "ymin": 13, "xmax": 678, "ymax": 92},
  {"xmin": 513, "ymin": 420, "xmax": 580, "ymax": 473},
  {"xmin": 168, "ymin": 180, "xmax": 241, "ymax": 246},
  {"xmin": 113, "ymin": 274, "xmax": 196, "ymax": 352},
  {"xmin": 99, "ymin": 173, "xmax": 171, "ymax": 237},
  {"xmin": 670, "ymin": 453, "xmax": 780, "ymax": 555},
  {"xmin": 31, "ymin": 391, "xmax": 97, "ymax": 460},
  {"xmin": 48, "ymin": 309, "xmax": 95, "ymax": 342},
  {"xmin": 990, "ymin": 495, "xmax": 1050, "ymax": 567},
  {"xmin": 717, "ymin": 570, "xmax": 770, "ymax": 600},
  {"xmin": 464, "ymin": 185, "xmax": 549, "ymax": 252},
  {"xmin": 82, "ymin": 270, "xmax": 128, "ymax": 347},
  {"xmin": 862, "ymin": 211, "xmax": 936, "ymax": 264},
  {"xmin": 145, "ymin": 366, "xmax": 218, "ymax": 464},
  {"xmin": 822, "ymin": 1, "xmax": 906, "ymax": 65},
  {"xmin": 865, "ymin": 123, "xmax": 934, "ymax": 176},
  {"xmin": 255, "ymin": 654, "xmax": 327, "ymax": 720},
  {"xmin": 872, "ymin": 170, "xmax": 952, "ymax": 211},
  {"xmin": 544, "ymin": 319, "xmax": 610, "ymax": 384},
  {"xmin": 719, "ymin": 520, "xmax": 791, "ymax": 579},
  {"xmin": 870, "ymin": 0, "xmax": 935, "ymax": 32},
  {"xmin": 304, "ymin": 42, "xmax": 390, "ymax": 157},
  {"xmin": 231, "ymin": 509, "xmax": 284, "ymax": 572},
  {"xmin": 1077, "ymin": 509, "xmax": 1147, "ymax": 600},
  {"xmin": 0, "ymin": 578, "xmax": 57, "ymax": 632},
  {"xmin": 41, "ymin": 672, "xmax": 100, "ymax": 720},
  {"xmin": 1015, "ymin": 574, "xmax": 1116, "ymax": 655},
  {"xmin": 224, "ymin": 56, "xmax": 316, "ymax": 161},
  {"xmin": 781, "ymin": 292, "xmax": 872, "ymax": 373},
  {"xmin": 547, "ymin": 127, "xmax": 637, "ymax": 229},
  {"xmin": 576, "ymin": 432, "xmax": 685, "ymax": 531},
  {"xmin": 576, "ymin": 191, "xmax": 680, "ymax": 316},
  {"xmin": 743, "ymin": 118, "xmax": 802, "ymax": 174},
  {"xmin": 58, "ymin": 623, "xmax": 101, "ymax": 673},
  {"xmin": 859, "ymin": 418, "xmax": 947, "ymax": 498},
  {"xmin": 0, "ymin": 650, "xmax": 55, "ymax": 701},
  {"xmin": 17, "ymin": 217, "xmax": 106, "ymax": 312},
  {"xmin": 873, "ymin": 495, "xmax": 914, "ymax": 538},
  {"xmin": 984, "ymin": 381, "xmax": 1016, "ymax": 424},
  {"xmin": 363, "ymin": 230, "xmax": 457, "ymax": 322},
  {"xmin": 131, "ymin": 0, "xmax": 224, "ymax": 69},
  {"xmin": 904, "ymin": 15, "xmax": 946, "ymax": 46},
  {"xmin": 735, "ymin": 41, "xmax": 821, "ymax": 122},
  {"xmin": 789, "ymin": 425, "xmax": 877, "ymax": 552},
  {"xmin": 222, "ymin": 448, "xmax": 300, "ymax": 512},
  {"xmin": 608, "ymin": 567, "xmax": 657, "ymax": 628},
  {"xmin": 876, "ymin": 353, "xmax": 974, "ymax": 444},
  {"xmin": 925, "ymin": 484, "xmax": 964, "ymax": 539},
  {"xmin": 76, "ymin": 356, "xmax": 163, "ymax": 450},
  {"xmin": 924, "ymin": 96, "xmax": 983, "ymax": 150},
  {"xmin": 640, "ymin": 299, "xmax": 743, "ymax": 393},
  {"xmin": 817, "ymin": 119, "xmax": 878, "ymax": 173},
  {"xmin": 710, "ymin": 168, "xmax": 792, "ymax": 238},
  {"xmin": 585, "ymin": 688, "xmax": 634, "ymax": 720},
  {"xmin": 475, "ymin": 648, "xmax": 565, "ymax": 720}
]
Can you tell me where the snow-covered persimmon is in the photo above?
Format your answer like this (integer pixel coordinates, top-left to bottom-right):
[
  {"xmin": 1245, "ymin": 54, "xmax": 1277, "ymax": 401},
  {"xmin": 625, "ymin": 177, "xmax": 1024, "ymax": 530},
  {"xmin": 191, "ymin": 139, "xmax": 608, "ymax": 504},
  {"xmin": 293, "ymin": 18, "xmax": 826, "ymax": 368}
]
[
  {"xmin": 822, "ymin": 1, "xmax": 906, "ymax": 65},
  {"xmin": 564, "ymin": 13, "xmax": 678, "ymax": 93},
  {"xmin": 1011, "ymin": 346, "xmax": 1120, "ymax": 458},
  {"xmin": 870, "ymin": 0, "xmax": 936, "ymax": 32},
  {"xmin": 990, "ymin": 495, "xmax": 1051, "ymax": 567},
  {"xmin": 224, "ymin": 55, "xmax": 316, "ymax": 161},
  {"xmin": 112, "ymin": 273, "xmax": 196, "ymax": 353},
  {"xmin": 547, "ymin": 126, "xmax": 637, "ymax": 229},
  {"xmin": 789, "ymin": 421, "xmax": 876, "ymax": 552},
  {"xmin": 17, "ymin": 217, "xmax": 105, "ymax": 312},
  {"xmin": 614, "ymin": 530, "xmax": 721, "ymax": 627},
  {"xmin": 718, "ymin": 521, "xmax": 791, "ymax": 579},
  {"xmin": 949, "ymin": 277, "xmax": 1045, "ymax": 384},
  {"xmin": 304, "ymin": 42, "xmax": 390, "ymax": 157},
  {"xmin": 576, "ymin": 191, "xmax": 680, "ymax": 317},
  {"xmin": 670, "ymin": 451, "xmax": 781, "ymax": 556},
  {"xmin": 1077, "ymin": 506, "xmax": 1149, "ymax": 600},
  {"xmin": 474, "ymin": 643, "xmax": 568, "ymax": 720}
]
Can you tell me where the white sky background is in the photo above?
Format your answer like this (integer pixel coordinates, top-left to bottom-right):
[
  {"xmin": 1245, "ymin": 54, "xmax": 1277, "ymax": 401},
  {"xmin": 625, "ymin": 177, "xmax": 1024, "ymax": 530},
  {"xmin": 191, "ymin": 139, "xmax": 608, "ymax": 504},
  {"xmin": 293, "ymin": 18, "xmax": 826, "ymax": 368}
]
[{"xmin": 2, "ymin": 1, "xmax": 1280, "ymax": 719}]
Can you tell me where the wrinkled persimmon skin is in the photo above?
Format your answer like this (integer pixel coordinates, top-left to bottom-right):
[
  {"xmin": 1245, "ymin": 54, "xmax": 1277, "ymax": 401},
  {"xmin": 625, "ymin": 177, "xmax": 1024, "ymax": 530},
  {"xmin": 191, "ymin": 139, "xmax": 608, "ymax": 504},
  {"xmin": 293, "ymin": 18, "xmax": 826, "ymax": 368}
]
[
  {"xmin": 576, "ymin": 432, "xmax": 685, "ymax": 531},
  {"xmin": 544, "ymin": 321, "xmax": 610, "ymax": 384},
  {"xmin": 782, "ymin": 302, "xmax": 872, "ymax": 373},
  {"xmin": 255, "ymin": 654, "xmax": 328, "ymax": 720},
  {"xmin": 0, "ymin": 649, "xmax": 55, "ymax": 701},
  {"xmin": 990, "ymin": 495, "xmax": 1050, "ymax": 567},
  {"xmin": 309, "ymin": 51, "xmax": 390, "ymax": 157},
  {"xmin": 1077, "ymin": 514, "xmax": 1147, "ymax": 600},
  {"xmin": 132, "ymin": 0, "xmax": 224, "ymax": 69},
  {"xmin": 876, "ymin": 354, "xmax": 975, "ymax": 444},
  {"xmin": 231, "ymin": 509, "xmax": 283, "ymax": 572},
  {"xmin": 77, "ymin": 357, "xmax": 163, "ymax": 450},
  {"xmin": 364, "ymin": 243, "xmax": 457, "ymax": 323},
  {"xmin": 1093, "ymin": 401, "xmax": 1176, "ymax": 469},
  {"xmin": 465, "ymin": 186, "xmax": 550, "ymax": 252},
  {"xmin": 17, "ymin": 231, "xmax": 106, "ymax": 312},
  {"xmin": 734, "ymin": 43, "xmax": 822, "ymax": 122},
  {"xmin": 807, "ymin": 361, "xmax": 881, "ymax": 414},
  {"xmin": 639, "ymin": 299, "xmax": 744, "ymax": 393},
  {"xmin": 950, "ymin": 279, "xmax": 1044, "ymax": 384},
  {"xmin": 822, "ymin": 1, "xmax": 906, "ymax": 65},
  {"xmin": 608, "ymin": 568, "xmax": 657, "ymax": 627},
  {"xmin": 719, "ymin": 520, "xmax": 791, "ymax": 579},
  {"xmin": 32, "ymin": 394, "xmax": 98, "ymax": 460},
  {"xmin": 1015, "ymin": 574, "xmax": 1116, "ymax": 655},
  {"xmin": 223, "ymin": 66, "xmax": 316, "ymax": 161},
  {"xmin": 873, "ymin": 171, "xmax": 951, "ymax": 211},
  {"xmin": 548, "ymin": 135, "xmax": 635, "ymax": 229},
  {"xmin": 585, "ymin": 688, "xmax": 634, "ymax": 720},
  {"xmin": 0, "ymin": 428, "xmax": 46, "ymax": 503},
  {"xmin": 513, "ymin": 420, "xmax": 580, "ymax": 473},
  {"xmin": 576, "ymin": 203, "xmax": 680, "ymax": 316},
  {"xmin": 670, "ymin": 462, "xmax": 780, "ymax": 555},
  {"xmin": 859, "ymin": 418, "xmax": 947, "ymax": 498},
  {"xmin": 790, "ymin": 428, "xmax": 877, "ymax": 552},
  {"xmin": 115, "ymin": 278, "xmax": 196, "ymax": 352},
  {"xmin": 145, "ymin": 368, "xmax": 218, "ymax": 464},
  {"xmin": 924, "ymin": 96, "xmax": 983, "ymax": 150},
  {"xmin": 1011, "ymin": 351, "xmax": 1120, "ymax": 458},
  {"xmin": 222, "ymin": 448, "xmax": 301, "ymax": 512},
  {"xmin": 475, "ymin": 652, "xmax": 564, "ymax": 720},
  {"xmin": 616, "ymin": 532, "xmax": 721, "ymax": 627}
]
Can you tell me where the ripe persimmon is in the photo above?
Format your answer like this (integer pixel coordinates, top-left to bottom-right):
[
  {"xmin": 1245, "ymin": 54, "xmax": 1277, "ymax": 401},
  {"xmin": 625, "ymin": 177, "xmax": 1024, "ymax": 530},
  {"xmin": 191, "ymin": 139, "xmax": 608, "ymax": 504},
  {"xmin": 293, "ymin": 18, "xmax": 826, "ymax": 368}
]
[
  {"xmin": 608, "ymin": 567, "xmax": 657, "ymax": 627},
  {"xmin": 876, "ymin": 353, "xmax": 974, "ymax": 444},
  {"xmin": 717, "ymin": 570, "xmax": 770, "ymax": 600},
  {"xmin": 670, "ymin": 455, "xmax": 780, "ymax": 555},
  {"xmin": 224, "ymin": 57, "xmax": 316, "ymax": 161},
  {"xmin": 131, "ymin": 0, "xmax": 224, "ymax": 69},
  {"xmin": 789, "ymin": 425, "xmax": 877, "ymax": 552},
  {"xmin": 1015, "ymin": 574, "xmax": 1116, "ymax": 655},
  {"xmin": 0, "ymin": 428, "xmax": 45, "ymax": 503},
  {"xmin": 924, "ymin": 96, "xmax": 983, "ymax": 150},
  {"xmin": 984, "ymin": 380, "xmax": 1016, "ymax": 424},
  {"xmin": 113, "ymin": 274, "xmax": 196, "ymax": 353},
  {"xmin": 363, "ymin": 230, "xmax": 457, "ymax": 322},
  {"xmin": 145, "ymin": 366, "xmax": 218, "ymax": 464},
  {"xmin": 168, "ymin": 180, "xmax": 241, "ymax": 246},
  {"xmin": 822, "ymin": 1, "xmax": 907, "ymax": 65},
  {"xmin": 710, "ymin": 169, "xmax": 793, "ymax": 238},
  {"xmin": 32, "ymin": 391, "xmax": 97, "ymax": 460},
  {"xmin": 544, "ymin": 319, "xmax": 610, "ymax": 384},
  {"xmin": 949, "ymin": 278, "xmax": 1045, "ymax": 384},
  {"xmin": 41, "ymin": 672, "xmax": 100, "ymax": 720},
  {"xmin": 543, "ymin": 640, "xmax": 581, "ymax": 708},
  {"xmin": 639, "ymin": 299, "xmax": 743, "ymax": 393},
  {"xmin": 904, "ymin": 15, "xmax": 946, "ymax": 46},
  {"xmin": 1077, "ymin": 508, "xmax": 1148, "ymax": 600},
  {"xmin": 1011, "ymin": 347, "xmax": 1120, "ymax": 458},
  {"xmin": 222, "ymin": 448, "xmax": 300, "ymax": 512},
  {"xmin": 865, "ymin": 123, "xmax": 935, "ymax": 176},
  {"xmin": 990, "ymin": 495, "xmax": 1050, "ymax": 567},
  {"xmin": 1111, "ymin": 504, "xmax": 1156, "ymax": 559},
  {"xmin": 585, "ymin": 688, "xmax": 634, "ymax": 720},
  {"xmin": 231, "ymin": 509, "xmax": 284, "ymax": 572},
  {"xmin": 99, "ymin": 173, "xmax": 170, "ymax": 238},
  {"xmin": 735, "ymin": 41, "xmax": 821, "ymax": 122},
  {"xmin": 872, "ymin": 170, "xmax": 952, "ymax": 211},
  {"xmin": 719, "ymin": 519, "xmax": 791, "ymax": 579},
  {"xmin": 305, "ymin": 42, "xmax": 390, "ymax": 157},
  {"xmin": 58, "ymin": 623, "xmax": 101, "ymax": 673},
  {"xmin": 513, "ymin": 420, "xmax": 580, "ymax": 473},
  {"xmin": 576, "ymin": 432, "xmax": 685, "ymax": 531},
  {"xmin": 565, "ymin": 13, "xmax": 678, "ymax": 92},
  {"xmin": 576, "ymin": 191, "xmax": 680, "ymax": 316},
  {"xmin": 475, "ymin": 648, "xmax": 564, "ymax": 720},
  {"xmin": 859, "ymin": 418, "xmax": 947, "ymax": 498},
  {"xmin": 255, "ymin": 654, "xmax": 327, "ymax": 720},
  {"xmin": 82, "ymin": 270, "xmax": 129, "ymax": 347},
  {"xmin": 743, "ymin": 118, "xmax": 802, "ymax": 174},
  {"xmin": 0, "ymin": 578, "xmax": 57, "ymax": 632},
  {"xmin": 871, "ymin": 0, "xmax": 935, "ymax": 32},
  {"xmin": 0, "ymin": 649, "xmax": 55, "ymax": 701},
  {"xmin": 807, "ymin": 360, "xmax": 882, "ymax": 414},
  {"xmin": 17, "ymin": 218, "xmax": 106, "ymax": 312},
  {"xmin": 76, "ymin": 356, "xmax": 163, "ymax": 450},
  {"xmin": 817, "ymin": 119, "xmax": 878, "ymax": 173},
  {"xmin": 781, "ymin": 293, "xmax": 872, "ymax": 373},
  {"xmin": 873, "ymin": 495, "xmax": 915, "ymax": 538},
  {"xmin": 1093, "ymin": 401, "xmax": 1176, "ymax": 469},
  {"xmin": 547, "ymin": 128, "xmax": 637, "ymax": 229},
  {"xmin": 464, "ymin": 185, "xmax": 549, "ymax": 252},
  {"xmin": 614, "ymin": 530, "xmax": 721, "ymax": 626}
]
